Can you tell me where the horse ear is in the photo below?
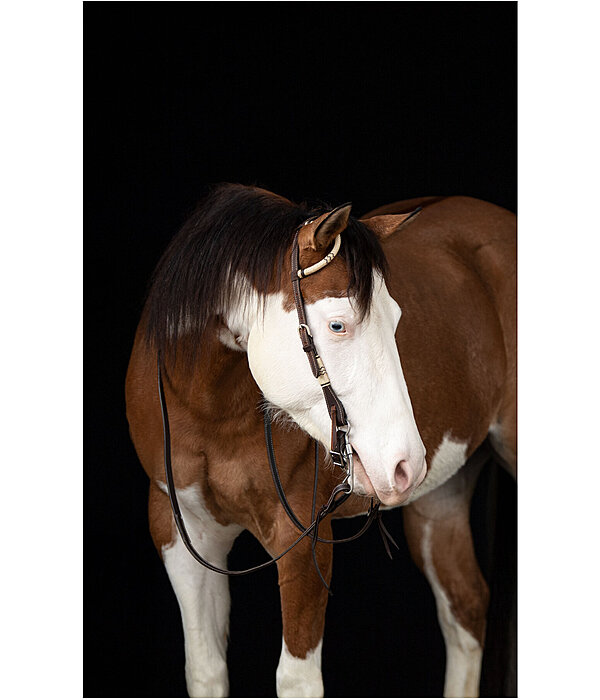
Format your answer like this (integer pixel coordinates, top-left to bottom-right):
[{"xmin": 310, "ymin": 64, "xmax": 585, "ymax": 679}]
[
  {"xmin": 360, "ymin": 207, "xmax": 422, "ymax": 240},
  {"xmin": 298, "ymin": 203, "xmax": 352, "ymax": 252}
]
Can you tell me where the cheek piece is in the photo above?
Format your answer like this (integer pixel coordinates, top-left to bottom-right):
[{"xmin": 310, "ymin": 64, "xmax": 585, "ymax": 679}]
[
  {"xmin": 156, "ymin": 211, "xmax": 399, "ymax": 593},
  {"xmin": 291, "ymin": 226, "xmax": 353, "ymax": 490}
]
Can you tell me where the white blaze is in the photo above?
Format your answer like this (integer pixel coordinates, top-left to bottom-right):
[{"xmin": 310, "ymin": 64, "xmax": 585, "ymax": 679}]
[{"xmin": 246, "ymin": 275, "xmax": 427, "ymax": 506}]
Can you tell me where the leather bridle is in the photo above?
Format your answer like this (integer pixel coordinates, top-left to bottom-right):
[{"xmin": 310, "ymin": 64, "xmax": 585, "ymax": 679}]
[
  {"xmin": 157, "ymin": 215, "xmax": 398, "ymax": 590},
  {"xmin": 290, "ymin": 220, "xmax": 354, "ymax": 499}
]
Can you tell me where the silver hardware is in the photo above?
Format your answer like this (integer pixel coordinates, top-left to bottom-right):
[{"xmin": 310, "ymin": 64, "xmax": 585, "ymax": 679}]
[
  {"xmin": 339, "ymin": 450, "xmax": 354, "ymax": 494},
  {"xmin": 330, "ymin": 422, "xmax": 354, "ymax": 495},
  {"xmin": 337, "ymin": 420, "xmax": 351, "ymax": 435},
  {"xmin": 298, "ymin": 323, "xmax": 312, "ymax": 337}
]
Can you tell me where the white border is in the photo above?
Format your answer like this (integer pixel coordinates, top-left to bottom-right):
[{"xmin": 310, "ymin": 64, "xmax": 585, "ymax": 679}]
[
  {"xmin": 3, "ymin": 1, "xmax": 600, "ymax": 698},
  {"xmin": 1, "ymin": 2, "xmax": 82, "ymax": 697},
  {"xmin": 519, "ymin": 1, "xmax": 599, "ymax": 698}
]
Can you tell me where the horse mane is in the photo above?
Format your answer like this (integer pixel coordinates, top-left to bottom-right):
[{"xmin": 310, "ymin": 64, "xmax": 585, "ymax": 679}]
[{"xmin": 144, "ymin": 183, "xmax": 387, "ymax": 368}]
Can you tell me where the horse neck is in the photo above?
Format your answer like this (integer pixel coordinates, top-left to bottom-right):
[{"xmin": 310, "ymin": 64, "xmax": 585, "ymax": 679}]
[{"xmin": 167, "ymin": 320, "xmax": 260, "ymax": 423}]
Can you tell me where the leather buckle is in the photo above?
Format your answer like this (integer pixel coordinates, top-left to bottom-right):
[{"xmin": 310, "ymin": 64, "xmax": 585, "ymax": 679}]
[{"xmin": 298, "ymin": 323, "xmax": 316, "ymax": 354}]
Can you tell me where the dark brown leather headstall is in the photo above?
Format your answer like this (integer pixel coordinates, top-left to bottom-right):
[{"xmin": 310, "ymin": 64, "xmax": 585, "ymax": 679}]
[{"xmin": 290, "ymin": 221, "xmax": 355, "ymax": 496}]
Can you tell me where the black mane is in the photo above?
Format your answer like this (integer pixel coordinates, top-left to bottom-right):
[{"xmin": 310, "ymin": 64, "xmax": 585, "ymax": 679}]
[{"xmin": 144, "ymin": 183, "xmax": 387, "ymax": 367}]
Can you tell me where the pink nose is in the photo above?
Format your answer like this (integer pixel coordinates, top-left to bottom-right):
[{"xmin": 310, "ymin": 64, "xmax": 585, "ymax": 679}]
[{"xmin": 351, "ymin": 445, "xmax": 427, "ymax": 506}]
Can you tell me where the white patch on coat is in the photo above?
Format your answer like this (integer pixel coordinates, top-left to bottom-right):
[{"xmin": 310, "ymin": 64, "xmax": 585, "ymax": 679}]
[
  {"xmin": 406, "ymin": 433, "xmax": 468, "ymax": 504},
  {"xmin": 158, "ymin": 481, "xmax": 241, "ymax": 698},
  {"xmin": 421, "ymin": 522, "xmax": 483, "ymax": 698},
  {"xmin": 276, "ymin": 637, "xmax": 324, "ymax": 698}
]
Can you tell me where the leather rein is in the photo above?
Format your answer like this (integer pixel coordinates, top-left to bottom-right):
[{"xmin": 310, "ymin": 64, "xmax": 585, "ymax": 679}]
[{"xmin": 157, "ymin": 216, "xmax": 398, "ymax": 590}]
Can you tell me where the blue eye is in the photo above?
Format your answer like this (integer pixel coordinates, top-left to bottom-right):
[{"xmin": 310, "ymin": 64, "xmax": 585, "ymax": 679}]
[{"xmin": 328, "ymin": 320, "xmax": 346, "ymax": 333}]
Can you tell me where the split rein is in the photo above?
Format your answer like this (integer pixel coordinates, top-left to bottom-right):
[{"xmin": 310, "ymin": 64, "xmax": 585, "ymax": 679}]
[{"xmin": 157, "ymin": 216, "xmax": 398, "ymax": 592}]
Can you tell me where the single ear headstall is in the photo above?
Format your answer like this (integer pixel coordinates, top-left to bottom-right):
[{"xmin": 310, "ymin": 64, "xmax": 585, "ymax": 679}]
[
  {"xmin": 296, "ymin": 233, "xmax": 342, "ymax": 278},
  {"xmin": 291, "ymin": 222, "xmax": 354, "ymax": 499}
]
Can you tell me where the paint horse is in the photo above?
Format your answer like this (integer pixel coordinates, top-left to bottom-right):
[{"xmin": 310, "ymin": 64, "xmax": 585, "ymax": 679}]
[{"xmin": 126, "ymin": 184, "xmax": 516, "ymax": 697}]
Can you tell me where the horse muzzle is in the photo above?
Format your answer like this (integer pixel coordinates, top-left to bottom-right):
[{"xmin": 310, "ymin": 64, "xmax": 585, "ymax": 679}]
[{"xmin": 351, "ymin": 446, "xmax": 427, "ymax": 506}]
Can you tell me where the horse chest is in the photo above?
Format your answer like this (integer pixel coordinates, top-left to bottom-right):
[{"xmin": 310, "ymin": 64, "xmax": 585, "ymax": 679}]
[{"xmin": 407, "ymin": 433, "xmax": 469, "ymax": 503}]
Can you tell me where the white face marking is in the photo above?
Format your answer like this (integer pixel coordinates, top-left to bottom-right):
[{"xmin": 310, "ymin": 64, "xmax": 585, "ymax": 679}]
[
  {"xmin": 158, "ymin": 482, "xmax": 241, "ymax": 698},
  {"xmin": 421, "ymin": 522, "xmax": 483, "ymax": 697},
  {"xmin": 246, "ymin": 274, "xmax": 427, "ymax": 507},
  {"xmin": 276, "ymin": 638, "xmax": 324, "ymax": 698},
  {"xmin": 406, "ymin": 433, "xmax": 468, "ymax": 504}
]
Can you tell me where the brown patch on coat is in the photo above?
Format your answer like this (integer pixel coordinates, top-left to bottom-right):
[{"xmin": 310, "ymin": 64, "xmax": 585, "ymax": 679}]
[
  {"xmin": 366, "ymin": 196, "xmax": 515, "ymax": 464},
  {"xmin": 148, "ymin": 480, "xmax": 175, "ymax": 557},
  {"xmin": 274, "ymin": 520, "xmax": 333, "ymax": 659}
]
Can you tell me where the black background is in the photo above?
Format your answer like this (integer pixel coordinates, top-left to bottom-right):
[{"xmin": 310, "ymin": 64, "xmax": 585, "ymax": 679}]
[{"xmin": 86, "ymin": 3, "xmax": 517, "ymax": 698}]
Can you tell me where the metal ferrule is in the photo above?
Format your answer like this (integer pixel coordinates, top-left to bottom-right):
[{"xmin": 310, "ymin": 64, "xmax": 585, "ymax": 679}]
[{"xmin": 315, "ymin": 355, "xmax": 331, "ymax": 387}]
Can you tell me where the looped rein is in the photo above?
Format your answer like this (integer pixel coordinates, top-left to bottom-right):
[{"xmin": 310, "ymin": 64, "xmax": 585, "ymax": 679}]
[{"xmin": 156, "ymin": 215, "xmax": 399, "ymax": 589}]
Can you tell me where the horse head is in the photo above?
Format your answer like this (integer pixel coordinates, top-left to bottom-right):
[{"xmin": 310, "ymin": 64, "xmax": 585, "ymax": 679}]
[
  {"xmin": 146, "ymin": 184, "xmax": 426, "ymax": 507},
  {"xmin": 244, "ymin": 200, "xmax": 427, "ymax": 506}
]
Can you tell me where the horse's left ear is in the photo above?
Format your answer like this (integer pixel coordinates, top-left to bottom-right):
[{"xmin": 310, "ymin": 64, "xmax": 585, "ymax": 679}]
[
  {"xmin": 298, "ymin": 203, "xmax": 352, "ymax": 252},
  {"xmin": 360, "ymin": 208, "xmax": 422, "ymax": 240}
]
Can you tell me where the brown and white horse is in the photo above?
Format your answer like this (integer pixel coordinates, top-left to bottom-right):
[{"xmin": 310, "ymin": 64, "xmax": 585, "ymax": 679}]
[{"xmin": 125, "ymin": 184, "xmax": 516, "ymax": 697}]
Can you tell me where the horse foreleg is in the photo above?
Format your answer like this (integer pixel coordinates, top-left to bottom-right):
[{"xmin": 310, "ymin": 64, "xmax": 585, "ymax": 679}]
[
  {"xmin": 403, "ymin": 459, "xmax": 489, "ymax": 698},
  {"xmin": 149, "ymin": 480, "xmax": 241, "ymax": 698},
  {"xmin": 272, "ymin": 524, "xmax": 333, "ymax": 698}
]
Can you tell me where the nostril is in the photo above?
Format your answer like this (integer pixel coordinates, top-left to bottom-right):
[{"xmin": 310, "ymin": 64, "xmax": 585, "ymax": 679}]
[{"xmin": 395, "ymin": 460, "xmax": 411, "ymax": 492}]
